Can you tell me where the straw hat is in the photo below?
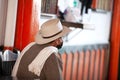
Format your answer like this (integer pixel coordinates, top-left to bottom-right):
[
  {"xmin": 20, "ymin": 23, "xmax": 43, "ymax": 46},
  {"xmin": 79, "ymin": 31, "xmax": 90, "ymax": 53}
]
[{"xmin": 35, "ymin": 19, "xmax": 71, "ymax": 44}]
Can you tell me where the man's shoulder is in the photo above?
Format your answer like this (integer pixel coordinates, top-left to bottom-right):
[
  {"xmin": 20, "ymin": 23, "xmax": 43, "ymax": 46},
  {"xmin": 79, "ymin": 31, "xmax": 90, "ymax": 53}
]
[{"xmin": 21, "ymin": 42, "xmax": 36, "ymax": 53}]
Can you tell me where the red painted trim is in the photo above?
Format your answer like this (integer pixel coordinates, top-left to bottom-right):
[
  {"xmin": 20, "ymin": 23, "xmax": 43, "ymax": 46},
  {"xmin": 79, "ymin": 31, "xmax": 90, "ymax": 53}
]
[
  {"xmin": 109, "ymin": 0, "xmax": 120, "ymax": 79},
  {"xmin": 4, "ymin": 47, "xmax": 13, "ymax": 51},
  {"xmin": 21, "ymin": 0, "xmax": 33, "ymax": 50},
  {"xmin": 14, "ymin": 0, "xmax": 39, "ymax": 51},
  {"xmin": 91, "ymin": 0, "xmax": 97, "ymax": 9},
  {"xmin": 14, "ymin": 0, "xmax": 24, "ymax": 50}
]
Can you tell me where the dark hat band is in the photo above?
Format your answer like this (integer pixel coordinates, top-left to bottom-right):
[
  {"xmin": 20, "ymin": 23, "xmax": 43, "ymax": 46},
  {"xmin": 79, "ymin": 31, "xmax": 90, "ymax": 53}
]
[{"xmin": 42, "ymin": 31, "xmax": 62, "ymax": 38}]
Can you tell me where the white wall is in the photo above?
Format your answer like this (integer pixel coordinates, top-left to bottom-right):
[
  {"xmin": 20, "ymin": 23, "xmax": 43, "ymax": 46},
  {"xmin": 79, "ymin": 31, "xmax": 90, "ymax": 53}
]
[
  {"xmin": 63, "ymin": 11, "xmax": 112, "ymax": 46},
  {"xmin": 4, "ymin": 0, "xmax": 18, "ymax": 47},
  {"xmin": 0, "ymin": 0, "xmax": 18, "ymax": 47},
  {"xmin": 40, "ymin": 10, "xmax": 112, "ymax": 46},
  {"xmin": 0, "ymin": 0, "xmax": 8, "ymax": 46}
]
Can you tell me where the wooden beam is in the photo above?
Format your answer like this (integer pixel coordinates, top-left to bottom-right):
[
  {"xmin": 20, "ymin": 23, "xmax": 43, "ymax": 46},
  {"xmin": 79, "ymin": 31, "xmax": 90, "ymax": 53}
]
[{"xmin": 61, "ymin": 20, "xmax": 83, "ymax": 29}]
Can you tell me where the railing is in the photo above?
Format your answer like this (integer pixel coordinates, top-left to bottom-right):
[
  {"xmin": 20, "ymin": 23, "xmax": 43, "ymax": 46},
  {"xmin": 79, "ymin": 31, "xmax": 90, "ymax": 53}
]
[{"xmin": 59, "ymin": 44, "xmax": 110, "ymax": 80}]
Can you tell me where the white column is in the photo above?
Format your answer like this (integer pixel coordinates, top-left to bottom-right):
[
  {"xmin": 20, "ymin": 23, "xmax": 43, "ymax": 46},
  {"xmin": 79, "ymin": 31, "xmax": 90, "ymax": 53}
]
[
  {"xmin": 4, "ymin": 0, "xmax": 18, "ymax": 47},
  {"xmin": 0, "ymin": 0, "xmax": 8, "ymax": 46}
]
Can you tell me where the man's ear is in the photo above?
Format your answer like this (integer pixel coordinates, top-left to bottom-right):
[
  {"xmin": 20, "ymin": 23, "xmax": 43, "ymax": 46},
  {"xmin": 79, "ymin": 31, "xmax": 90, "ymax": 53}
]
[{"xmin": 49, "ymin": 40, "xmax": 56, "ymax": 47}]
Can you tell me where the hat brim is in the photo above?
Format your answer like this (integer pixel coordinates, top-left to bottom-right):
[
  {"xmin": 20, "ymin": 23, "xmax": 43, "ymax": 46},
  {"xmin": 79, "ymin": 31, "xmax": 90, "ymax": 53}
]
[{"xmin": 35, "ymin": 26, "xmax": 71, "ymax": 44}]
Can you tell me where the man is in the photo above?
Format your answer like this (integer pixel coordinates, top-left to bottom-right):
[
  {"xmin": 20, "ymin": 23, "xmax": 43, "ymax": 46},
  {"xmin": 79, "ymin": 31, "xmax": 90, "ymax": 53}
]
[
  {"xmin": 12, "ymin": 19, "xmax": 71, "ymax": 80},
  {"xmin": 79, "ymin": 0, "xmax": 93, "ymax": 16}
]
